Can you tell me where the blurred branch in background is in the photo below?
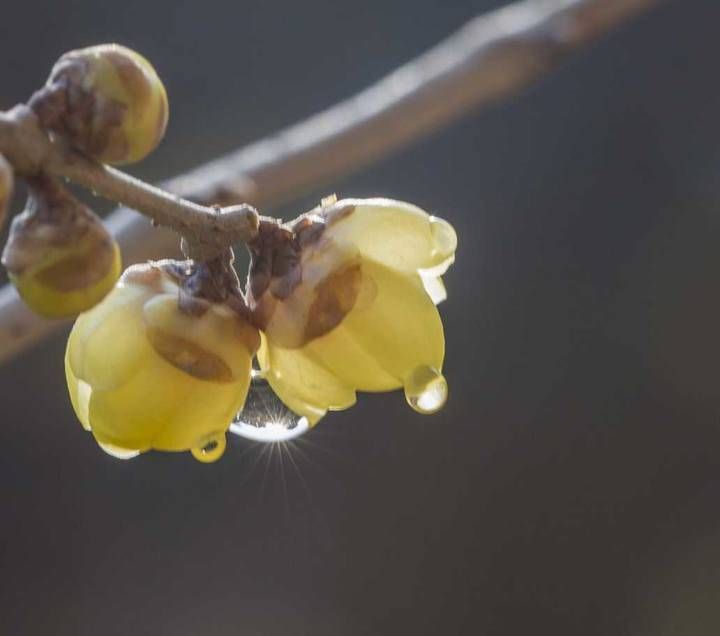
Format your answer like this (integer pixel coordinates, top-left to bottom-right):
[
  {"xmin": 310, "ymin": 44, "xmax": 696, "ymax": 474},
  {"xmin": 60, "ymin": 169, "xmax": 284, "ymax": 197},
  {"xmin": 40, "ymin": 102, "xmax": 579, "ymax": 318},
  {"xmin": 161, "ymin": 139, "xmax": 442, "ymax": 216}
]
[{"xmin": 0, "ymin": 0, "xmax": 665, "ymax": 364}]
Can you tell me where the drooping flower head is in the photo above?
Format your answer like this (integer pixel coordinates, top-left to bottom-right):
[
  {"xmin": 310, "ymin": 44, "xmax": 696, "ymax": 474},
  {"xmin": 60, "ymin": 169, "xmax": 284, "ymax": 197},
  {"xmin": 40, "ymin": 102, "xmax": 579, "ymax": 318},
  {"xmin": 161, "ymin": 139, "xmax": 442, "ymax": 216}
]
[
  {"xmin": 247, "ymin": 197, "xmax": 457, "ymax": 425},
  {"xmin": 65, "ymin": 260, "xmax": 259, "ymax": 462}
]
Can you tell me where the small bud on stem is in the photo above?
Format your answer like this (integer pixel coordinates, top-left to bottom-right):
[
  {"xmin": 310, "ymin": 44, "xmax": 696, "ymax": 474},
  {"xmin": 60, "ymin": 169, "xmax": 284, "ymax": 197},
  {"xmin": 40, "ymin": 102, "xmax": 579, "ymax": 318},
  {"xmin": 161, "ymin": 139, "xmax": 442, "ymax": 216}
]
[
  {"xmin": 1, "ymin": 174, "xmax": 121, "ymax": 317},
  {"xmin": 30, "ymin": 44, "xmax": 168, "ymax": 166}
]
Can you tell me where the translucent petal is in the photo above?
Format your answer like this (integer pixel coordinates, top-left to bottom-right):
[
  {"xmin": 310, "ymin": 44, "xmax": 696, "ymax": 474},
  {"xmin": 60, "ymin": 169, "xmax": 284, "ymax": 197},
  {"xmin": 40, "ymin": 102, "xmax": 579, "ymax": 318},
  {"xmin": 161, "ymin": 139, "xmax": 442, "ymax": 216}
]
[
  {"xmin": 69, "ymin": 288, "xmax": 148, "ymax": 390},
  {"xmin": 88, "ymin": 348, "xmax": 250, "ymax": 452},
  {"xmin": 258, "ymin": 333, "xmax": 356, "ymax": 423},
  {"xmin": 315, "ymin": 259, "xmax": 445, "ymax": 386},
  {"xmin": 324, "ymin": 198, "xmax": 457, "ymax": 274},
  {"xmin": 303, "ymin": 320, "xmax": 400, "ymax": 391},
  {"xmin": 143, "ymin": 293, "xmax": 258, "ymax": 379},
  {"xmin": 259, "ymin": 260, "xmax": 446, "ymax": 422},
  {"xmin": 67, "ymin": 281, "xmax": 148, "ymax": 389},
  {"xmin": 260, "ymin": 240, "xmax": 361, "ymax": 349},
  {"xmin": 420, "ymin": 273, "xmax": 447, "ymax": 305},
  {"xmin": 64, "ymin": 352, "xmax": 91, "ymax": 431}
]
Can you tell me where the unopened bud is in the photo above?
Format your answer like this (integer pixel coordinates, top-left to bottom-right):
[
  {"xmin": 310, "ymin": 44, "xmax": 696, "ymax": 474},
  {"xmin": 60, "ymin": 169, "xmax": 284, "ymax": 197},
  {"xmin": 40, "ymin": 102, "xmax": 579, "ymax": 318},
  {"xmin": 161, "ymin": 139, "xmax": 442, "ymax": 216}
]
[
  {"xmin": 1, "ymin": 176, "xmax": 121, "ymax": 318},
  {"xmin": 32, "ymin": 44, "xmax": 168, "ymax": 165}
]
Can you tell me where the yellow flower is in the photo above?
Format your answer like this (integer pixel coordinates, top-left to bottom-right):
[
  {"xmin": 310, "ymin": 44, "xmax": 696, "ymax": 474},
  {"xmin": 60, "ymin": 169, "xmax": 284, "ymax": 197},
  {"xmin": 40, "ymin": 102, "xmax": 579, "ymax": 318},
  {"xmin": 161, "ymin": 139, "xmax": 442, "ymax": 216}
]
[
  {"xmin": 65, "ymin": 261, "xmax": 260, "ymax": 462},
  {"xmin": 250, "ymin": 197, "xmax": 456, "ymax": 425}
]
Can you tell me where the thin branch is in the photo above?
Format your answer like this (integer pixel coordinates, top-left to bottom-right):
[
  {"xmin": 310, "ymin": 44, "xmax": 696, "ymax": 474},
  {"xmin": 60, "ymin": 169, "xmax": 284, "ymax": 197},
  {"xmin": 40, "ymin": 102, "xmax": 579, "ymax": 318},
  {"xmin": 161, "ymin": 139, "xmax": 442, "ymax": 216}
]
[
  {"xmin": 0, "ymin": 0, "xmax": 666, "ymax": 364},
  {"xmin": 0, "ymin": 106, "xmax": 260, "ymax": 251}
]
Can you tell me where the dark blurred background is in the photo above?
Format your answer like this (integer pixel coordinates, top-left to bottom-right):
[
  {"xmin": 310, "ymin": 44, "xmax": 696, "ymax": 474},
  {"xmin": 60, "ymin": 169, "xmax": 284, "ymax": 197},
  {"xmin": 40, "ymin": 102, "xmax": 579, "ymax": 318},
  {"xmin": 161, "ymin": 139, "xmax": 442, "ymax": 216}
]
[{"xmin": 2, "ymin": 1, "xmax": 720, "ymax": 634}]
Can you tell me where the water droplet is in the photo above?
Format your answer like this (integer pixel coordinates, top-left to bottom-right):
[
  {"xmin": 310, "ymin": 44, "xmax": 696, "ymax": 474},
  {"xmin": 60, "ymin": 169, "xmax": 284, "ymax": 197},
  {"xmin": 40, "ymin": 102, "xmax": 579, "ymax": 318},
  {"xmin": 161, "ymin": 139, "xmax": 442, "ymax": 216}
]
[
  {"xmin": 229, "ymin": 375, "xmax": 310, "ymax": 443},
  {"xmin": 191, "ymin": 433, "xmax": 227, "ymax": 463},
  {"xmin": 404, "ymin": 366, "xmax": 448, "ymax": 414},
  {"xmin": 98, "ymin": 442, "xmax": 140, "ymax": 460}
]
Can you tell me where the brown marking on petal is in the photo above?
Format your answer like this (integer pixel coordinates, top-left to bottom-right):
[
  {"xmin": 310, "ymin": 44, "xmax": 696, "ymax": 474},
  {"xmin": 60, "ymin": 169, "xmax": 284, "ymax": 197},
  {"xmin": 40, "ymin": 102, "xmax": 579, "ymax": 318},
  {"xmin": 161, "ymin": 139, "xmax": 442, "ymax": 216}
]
[
  {"xmin": 1, "ymin": 183, "xmax": 117, "ymax": 284},
  {"xmin": 33, "ymin": 236, "xmax": 115, "ymax": 291},
  {"xmin": 147, "ymin": 328, "xmax": 235, "ymax": 383},
  {"xmin": 304, "ymin": 261, "xmax": 362, "ymax": 342},
  {"xmin": 89, "ymin": 98, "xmax": 128, "ymax": 162},
  {"xmin": 42, "ymin": 49, "xmax": 147, "ymax": 163},
  {"xmin": 109, "ymin": 50, "xmax": 152, "ymax": 109}
]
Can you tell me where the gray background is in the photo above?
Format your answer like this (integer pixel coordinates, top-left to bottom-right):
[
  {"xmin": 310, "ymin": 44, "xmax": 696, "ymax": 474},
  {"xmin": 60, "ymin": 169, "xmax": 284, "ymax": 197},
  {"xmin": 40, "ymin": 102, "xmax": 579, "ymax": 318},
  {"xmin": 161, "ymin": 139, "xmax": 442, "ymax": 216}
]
[{"xmin": 2, "ymin": 1, "xmax": 720, "ymax": 634}]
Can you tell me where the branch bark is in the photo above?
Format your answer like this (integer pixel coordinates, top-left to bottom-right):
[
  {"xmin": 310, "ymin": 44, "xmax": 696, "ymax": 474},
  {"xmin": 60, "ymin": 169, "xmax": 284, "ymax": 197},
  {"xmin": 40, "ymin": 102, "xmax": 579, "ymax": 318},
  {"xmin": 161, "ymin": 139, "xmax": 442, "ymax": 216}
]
[
  {"xmin": 0, "ymin": 106, "xmax": 260, "ymax": 251},
  {"xmin": 0, "ymin": 0, "xmax": 666, "ymax": 364}
]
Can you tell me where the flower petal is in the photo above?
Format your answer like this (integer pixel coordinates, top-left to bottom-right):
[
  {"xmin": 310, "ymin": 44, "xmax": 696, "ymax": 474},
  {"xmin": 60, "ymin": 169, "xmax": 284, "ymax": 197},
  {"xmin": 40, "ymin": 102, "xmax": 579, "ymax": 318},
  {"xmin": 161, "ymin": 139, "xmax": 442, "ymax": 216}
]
[
  {"xmin": 324, "ymin": 198, "xmax": 457, "ymax": 274},
  {"xmin": 258, "ymin": 334, "xmax": 357, "ymax": 424},
  {"xmin": 313, "ymin": 259, "xmax": 445, "ymax": 386}
]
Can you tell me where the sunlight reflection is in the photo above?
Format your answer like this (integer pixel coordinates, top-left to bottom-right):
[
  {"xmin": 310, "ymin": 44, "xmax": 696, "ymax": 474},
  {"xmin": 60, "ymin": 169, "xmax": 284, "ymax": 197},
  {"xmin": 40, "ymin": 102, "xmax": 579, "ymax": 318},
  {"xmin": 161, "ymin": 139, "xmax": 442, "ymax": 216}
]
[
  {"xmin": 229, "ymin": 416, "xmax": 310, "ymax": 443},
  {"xmin": 229, "ymin": 373, "xmax": 311, "ymax": 443}
]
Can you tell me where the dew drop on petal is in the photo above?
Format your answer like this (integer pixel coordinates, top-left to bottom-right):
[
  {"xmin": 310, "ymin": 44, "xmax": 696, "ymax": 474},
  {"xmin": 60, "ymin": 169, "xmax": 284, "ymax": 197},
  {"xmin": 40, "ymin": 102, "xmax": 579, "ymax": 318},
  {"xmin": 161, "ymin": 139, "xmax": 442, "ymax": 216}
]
[
  {"xmin": 404, "ymin": 366, "xmax": 448, "ymax": 414},
  {"xmin": 229, "ymin": 375, "xmax": 310, "ymax": 443},
  {"xmin": 98, "ymin": 442, "xmax": 140, "ymax": 460},
  {"xmin": 191, "ymin": 433, "xmax": 227, "ymax": 463}
]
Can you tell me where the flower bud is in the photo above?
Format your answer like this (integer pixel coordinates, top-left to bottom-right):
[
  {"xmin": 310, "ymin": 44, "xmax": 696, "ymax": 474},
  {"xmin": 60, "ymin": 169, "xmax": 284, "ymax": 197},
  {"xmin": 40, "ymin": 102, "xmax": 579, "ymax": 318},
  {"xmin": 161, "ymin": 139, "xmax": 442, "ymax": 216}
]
[
  {"xmin": 1, "ymin": 176, "xmax": 121, "ymax": 318},
  {"xmin": 0, "ymin": 154, "xmax": 13, "ymax": 232},
  {"xmin": 249, "ymin": 197, "xmax": 457, "ymax": 425},
  {"xmin": 65, "ymin": 261, "xmax": 260, "ymax": 462},
  {"xmin": 34, "ymin": 44, "xmax": 168, "ymax": 165}
]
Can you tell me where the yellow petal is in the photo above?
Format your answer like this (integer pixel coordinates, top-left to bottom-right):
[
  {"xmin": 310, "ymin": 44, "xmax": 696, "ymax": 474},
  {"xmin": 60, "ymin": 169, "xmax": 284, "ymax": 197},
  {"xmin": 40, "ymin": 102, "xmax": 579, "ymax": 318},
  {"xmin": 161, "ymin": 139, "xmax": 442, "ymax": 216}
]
[
  {"xmin": 143, "ymin": 293, "xmax": 259, "ymax": 379},
  {"xmin": 324, "ymin": 198, "xmax": 456, "ymax": 274},
  {"xmin": 259, "ymin": 260, "xmax": 446, "ymax": 424},
  {"xmin": 68, "ymin": 281, "xmax": 148, "ymax": 390},
  {"xmin": 258, "ymin": 333, "xmax": 357, "ymax": 424},
  {"xmin": 64, "ymin": 351, "xmax": 91, "ymax": 431},
  {"xmin": 311, "ymin": 259, "xmax": 444, "ymax": 386},
  {"xmin": 65, "ymin": 260, "xmax": 258, "ymax": 459},
  {"xmin": 88, "ymin": 348, "xmax": 251, "ymax": 452}
]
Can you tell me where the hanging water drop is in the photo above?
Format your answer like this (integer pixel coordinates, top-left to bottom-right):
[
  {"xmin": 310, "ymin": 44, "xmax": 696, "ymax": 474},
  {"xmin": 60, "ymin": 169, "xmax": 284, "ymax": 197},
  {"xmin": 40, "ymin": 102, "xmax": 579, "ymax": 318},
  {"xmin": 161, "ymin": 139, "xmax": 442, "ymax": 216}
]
[
  {"xmin": 403, "ymin": 365, "xmax": 448, "ymax": 414},
  {"xmin": 230, "ymin": 375, "xmax": 310, "ymax": 443},
  {"xmin": 191, "ymin": 433, "xmax": 227, "ymax": 463}
]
